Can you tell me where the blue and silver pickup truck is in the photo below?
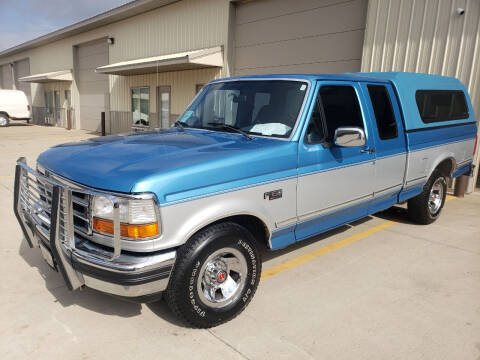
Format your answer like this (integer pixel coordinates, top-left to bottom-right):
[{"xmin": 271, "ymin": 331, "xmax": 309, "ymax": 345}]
[{"xmin": 14, "ymin": 72, "xmax": 477, "ymax": 327}]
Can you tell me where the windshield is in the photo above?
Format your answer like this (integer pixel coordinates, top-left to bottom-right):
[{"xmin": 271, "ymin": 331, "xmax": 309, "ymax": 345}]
[{"xmin": 177, "ymin": 80, "xmax": 308, "ymax": 138}]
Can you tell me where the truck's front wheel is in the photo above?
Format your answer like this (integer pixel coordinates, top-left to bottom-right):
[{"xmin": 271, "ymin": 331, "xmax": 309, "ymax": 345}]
[
  {"xmin": 408, "ymin": 170, "xmax": 447, "ymax": 224},
  {"xmin": 165, "ymin": 222, "xmax": 261, "ymax": 328}
]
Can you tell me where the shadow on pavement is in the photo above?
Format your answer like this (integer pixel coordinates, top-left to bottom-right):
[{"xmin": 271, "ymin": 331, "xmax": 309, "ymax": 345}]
[
  {"xmin": 146, "ymin": 301, "xmax": 187, "ymax": 327},
  {"xmin": 18, "ymin": 238, "xmax": 142, "ymax": 318},
  {"xmin": 375, "ymin": 205, "xmax": 418, "ymax": 225},
  {"xmin": 6, "ymin": 122, "xmax": 32, "ymax": 127}
]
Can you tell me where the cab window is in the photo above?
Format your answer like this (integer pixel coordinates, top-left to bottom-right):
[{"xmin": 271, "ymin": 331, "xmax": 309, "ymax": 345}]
[
  {"xmin": 305, "ymin": 95, "xmax": 326, "ymax": 144},
  {"xmin": 319, "ymin": 85, "xmax": 364, "ymax": 142},
  {"xmin": 367, "ymin": 85, "xmax": 398, "ymax": 140}
]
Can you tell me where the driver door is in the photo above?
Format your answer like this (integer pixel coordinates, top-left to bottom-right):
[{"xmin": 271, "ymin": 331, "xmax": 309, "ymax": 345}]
[{"xmin": 295, "ymin": 81, "xmax": 376, "ymax": 241}]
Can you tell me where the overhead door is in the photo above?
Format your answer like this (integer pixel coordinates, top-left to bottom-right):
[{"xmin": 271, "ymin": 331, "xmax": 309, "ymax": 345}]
[
  {"xmin": 234, "ymin": 0, "xmax": 368, "ymax": 75},
  {"xmin": 15, "ymin": 59, "xmax": 31, "ymax": 103},
  {"xmin": 1, "ymin": 64, "xmax": 13, "ymax": 89},
  {"xmin": 76, "ymin": 39, "xmax": 109, "ymax": 131}
]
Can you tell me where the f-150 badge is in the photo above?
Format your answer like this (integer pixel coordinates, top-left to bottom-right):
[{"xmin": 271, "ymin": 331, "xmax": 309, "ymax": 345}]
[{"xmin": 264, "ymin": 189, "xmax": 282, "ymax": 200}]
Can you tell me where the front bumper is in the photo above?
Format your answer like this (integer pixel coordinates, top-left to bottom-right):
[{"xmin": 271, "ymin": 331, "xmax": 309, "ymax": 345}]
[{"xmin": 13, "ymin": 158, "xmax": 176, "ymax": 300}]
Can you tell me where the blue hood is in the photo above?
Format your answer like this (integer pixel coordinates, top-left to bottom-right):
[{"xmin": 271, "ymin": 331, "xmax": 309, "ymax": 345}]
[{"xmin": 38, "ymin": 128, "xmax": 298, "ymax": 204}]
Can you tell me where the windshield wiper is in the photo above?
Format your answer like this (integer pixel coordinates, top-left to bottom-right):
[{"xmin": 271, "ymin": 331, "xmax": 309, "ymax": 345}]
[
  {"xmin": 207, "ymin": 123, "xmax": 253, "ymax": 140},
  {"xmin": 173, "ymin": 120, "xmax": 187, "ymax": 131}
]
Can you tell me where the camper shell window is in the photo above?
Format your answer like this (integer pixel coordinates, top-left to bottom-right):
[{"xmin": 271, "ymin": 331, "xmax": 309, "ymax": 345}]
[{"xmin": 415, "ymin": 90, "xmax": 469, "ymax": 123}]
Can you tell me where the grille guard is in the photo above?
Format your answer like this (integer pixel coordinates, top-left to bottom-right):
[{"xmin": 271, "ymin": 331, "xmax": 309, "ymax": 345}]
[
  {"xmin": 14, "ymin": 157, "xmax": 84, "ymax": 290},
  {"xmin": 14, "ymin": 157, "xmax": 125, "ymax": 290},
  {"xmin": 13, "ymin": 157, "xmax": 176, "ymax": 297}
]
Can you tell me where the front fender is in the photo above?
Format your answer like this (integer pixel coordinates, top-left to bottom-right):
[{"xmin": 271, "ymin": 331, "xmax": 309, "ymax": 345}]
[{"xmin": 154, "ymin": 178, "xmax": 297, "ymax": 251}]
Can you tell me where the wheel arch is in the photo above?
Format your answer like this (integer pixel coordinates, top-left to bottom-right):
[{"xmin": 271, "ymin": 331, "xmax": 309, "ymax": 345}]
[
  {"xmin": 208, "ymin": 214, "xmax": 270, "ymax": 249},
  {"xmin": 431, "ymin": 156, "xmax": 456, "ymax": 179},
  {"xmin": 183, "ymin": 212, "xmax": 272, "ymax": 251}
]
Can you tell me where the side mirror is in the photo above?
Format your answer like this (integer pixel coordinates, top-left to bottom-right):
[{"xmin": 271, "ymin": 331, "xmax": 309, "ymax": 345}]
[{"xmin": 334, "ymin": 127, "xmax": 366, "ymax": 147}]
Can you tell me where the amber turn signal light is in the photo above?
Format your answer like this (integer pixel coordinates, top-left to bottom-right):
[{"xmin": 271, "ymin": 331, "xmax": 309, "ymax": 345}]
[{"xmin": 93, "ymin": 217, "xmax": 159, "ymax": 239}]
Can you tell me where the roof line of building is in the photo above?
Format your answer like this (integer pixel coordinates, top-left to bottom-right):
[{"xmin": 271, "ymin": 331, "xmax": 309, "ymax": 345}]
[{"xmin": 0, "ymin": 0, "xmax": 179, "ymax": 59}]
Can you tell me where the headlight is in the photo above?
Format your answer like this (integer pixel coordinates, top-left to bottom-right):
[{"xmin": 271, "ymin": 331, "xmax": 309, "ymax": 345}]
[{"xmin": 92, "ymin": 196, "xmax": 160, "ymax": 239}]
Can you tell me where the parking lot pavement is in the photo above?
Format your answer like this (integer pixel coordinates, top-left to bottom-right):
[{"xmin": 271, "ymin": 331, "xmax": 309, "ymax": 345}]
[{"xmin": 1, "ymin": 125, "xmax": 480, "ymax": 360}]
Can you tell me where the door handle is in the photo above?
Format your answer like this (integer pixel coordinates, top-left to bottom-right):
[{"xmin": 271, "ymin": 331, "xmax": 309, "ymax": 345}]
[{"xmin": 360, "ymin": 148, "xmax": 375, "ymax": 154}]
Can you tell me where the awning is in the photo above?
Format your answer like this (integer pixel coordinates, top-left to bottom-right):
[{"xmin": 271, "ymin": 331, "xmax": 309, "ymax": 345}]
[
  {"xmin": 19, "ymin": 70, "xmax": 73, "ymax": 83},
  {"xmin": 96, "ymin": 46, "xmax": 223, "ymax": 75}
]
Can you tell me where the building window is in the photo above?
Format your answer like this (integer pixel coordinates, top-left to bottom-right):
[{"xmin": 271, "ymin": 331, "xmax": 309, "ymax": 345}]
[
  {"xmin": 44, "ymin": 91, "xmax": 55, "ymax": 115},
  {"xmin": 319, "ymin": 85, "xmax": 364, "ymax": 142},
  {"xmin": 157, "ymin": 86, "xmax": 171, "ymax": 128},
  {"xmin": 65, "ymin": 90, "xmax": 71, "ymax": 108},
  {"xmin": 132, "ymin": 87, "xmax": 149, "ymax": 126},
  {"xmin": 367, "ymin": 85, "xmax": 398, "ymax": 140},
  {"xmin": 415, "ymin": 90, "xmax": 469, "ymax": 123}
]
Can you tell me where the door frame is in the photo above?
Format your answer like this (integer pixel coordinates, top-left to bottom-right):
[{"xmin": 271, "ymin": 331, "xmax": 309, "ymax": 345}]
[
  {"xmin": 294, "ymin": 80, "xmax": 377, "ymax": 241},
  {"xmin": 359, "ymin": 81, "xmax": 408, "ymax": 213},
  {"xmin": 156, "ymin": 85, "xmax": 171, "ymax": 129}
]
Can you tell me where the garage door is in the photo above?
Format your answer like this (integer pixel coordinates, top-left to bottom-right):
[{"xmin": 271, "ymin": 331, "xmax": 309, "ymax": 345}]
[
  {"xmin": 77, "ymin": 39, "xmax": 109, "ymax": 131},
  {"xmin": 1, "ymin": 64, "xmax": 13, "ymax": 89},
  {"xmin": 15, "ymin": 59, "xmax": 31, "ymax": 103},
  {"xmin": 234, "ymin": 0, "xmax": 368, "ymax": 75}
]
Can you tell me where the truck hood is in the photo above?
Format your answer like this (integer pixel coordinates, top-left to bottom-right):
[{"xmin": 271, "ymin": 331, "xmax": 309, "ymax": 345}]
[{"xmin": 37, "ymin": 128, "xmax": 297, "ymax": 203}]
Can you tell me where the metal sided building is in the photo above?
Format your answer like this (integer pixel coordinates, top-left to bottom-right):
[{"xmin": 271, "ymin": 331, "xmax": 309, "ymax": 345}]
[
  {"xmin": 0, "ymin": 0, "xmax": 479, "ymax": 190},
  {"xmin": 0, "ymin": 0, "xmax": 232, "ymax": 133},
  {"xmin": 0, "ymin": 0, "xmax": 369, "ymax": 133}
]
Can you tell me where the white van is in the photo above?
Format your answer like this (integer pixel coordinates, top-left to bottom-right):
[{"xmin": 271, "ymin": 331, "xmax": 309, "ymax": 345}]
[{"xmin": 0, "ymin": 89, "xmax": 32, "ymax": 126}]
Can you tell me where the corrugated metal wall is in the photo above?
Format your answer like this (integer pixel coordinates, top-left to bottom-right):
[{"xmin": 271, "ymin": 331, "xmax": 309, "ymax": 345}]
[
  {"xmin": 361, "ymin": 0, "xmax": 480, "ymax": 191},
  {"xmin": 110, "ymin": 0, "xmax": 230, "ymax": 65}
]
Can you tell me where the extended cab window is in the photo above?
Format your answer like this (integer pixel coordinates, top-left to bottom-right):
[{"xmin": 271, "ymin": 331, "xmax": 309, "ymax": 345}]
[
  {"xmin": 416, "ymin": 90, "xmax": 469, "ymax": 123},
  {"xmin": 319, "ymin": 85, "xmax": 364, "ymax": 142},
  {"xmin": 367, "ymin": 85, "xmax": 398, "ymax": 140}
]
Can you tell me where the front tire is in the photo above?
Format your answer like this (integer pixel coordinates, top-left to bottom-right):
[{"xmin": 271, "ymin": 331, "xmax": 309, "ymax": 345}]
[
  {"xmin": 408, "ymin": 170, "xmax": 447, "ymax": 224},
  {"xmin": 165, "ymin": 222, "xmax": 261, "ymax": 328}
]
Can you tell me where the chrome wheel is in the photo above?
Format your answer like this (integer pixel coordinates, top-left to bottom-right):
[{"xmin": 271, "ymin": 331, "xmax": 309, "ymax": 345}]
[
  {"xmin": 428, "ymin": 178, "xmax": 445, "ymax": 215},
  {"xmin": 197, "ymin": 247, "xmax": 248, "ymax": 309}
]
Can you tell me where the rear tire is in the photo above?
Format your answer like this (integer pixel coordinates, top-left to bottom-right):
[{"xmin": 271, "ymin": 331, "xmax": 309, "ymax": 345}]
[
  {"xmin": 407, "ymin": 170, "xmax": 447, "ymax": 225},
  {"xmin": 165, "ymin": 222, "xmax": 261, "ymax": 328},
  {"xmin": 0, "ymin": 113, "xmax": 9, "ymax": 127}
]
